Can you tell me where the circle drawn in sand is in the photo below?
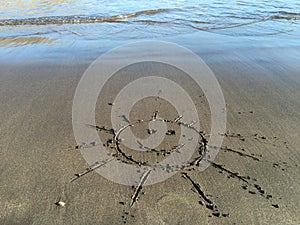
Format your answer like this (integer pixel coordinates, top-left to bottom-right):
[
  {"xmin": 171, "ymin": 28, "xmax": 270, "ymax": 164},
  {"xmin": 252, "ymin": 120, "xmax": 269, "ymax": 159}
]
[{"xmin": 72, "ymin": 41, "xmax": 226, "ymax": 186}]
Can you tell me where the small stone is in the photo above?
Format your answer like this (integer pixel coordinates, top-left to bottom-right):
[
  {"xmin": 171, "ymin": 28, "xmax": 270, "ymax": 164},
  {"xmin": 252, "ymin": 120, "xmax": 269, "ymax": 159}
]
[
  {"xmin": 254, "ymin": 184, "xmax": 261, "ymax": 189},
  {"xmin": 212, "ymin": 211, "xmax": 220, "ymax": 217},
  {"xmin": 166, "ymin": 130, "xmax": 176, "ymax": 135},
  {"xmin": 147, "ymin": 129, "xmax": 157, "ymax": 135},
  {"xmin": 55, "ymin": 201, "xmax": 66, "ymax": 207},
  {"xmin": 266, "ymin": 195, "xmax": 273, "ymax": 199},
  {"xmin": 206, "ymin": 204, "xmax": 214, "ymax": 210}
]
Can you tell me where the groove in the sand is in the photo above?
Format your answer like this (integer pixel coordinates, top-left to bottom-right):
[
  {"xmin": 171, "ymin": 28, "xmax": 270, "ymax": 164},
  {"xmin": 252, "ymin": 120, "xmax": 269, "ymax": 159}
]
[
  {"xmin": 130, "ymin": 169, "xmax": 151, "ymax": 207},
  {"xmin": 71, "ymin": 158, "xmax": 113, "ymax": 182},
  {"xmin": 182, "ymin": 172, "xmax": 213, "ymax": 204},
  {"xmin": 220, "ymin": 146, "xmax": 260, "ymax": 161},
  {"xmin": 208, "ymin": 160, "xmax": 249, "ymax": 183},
  {"xmin": 70, "ymin": 113, "xmax": 281, "ymax": 216}
]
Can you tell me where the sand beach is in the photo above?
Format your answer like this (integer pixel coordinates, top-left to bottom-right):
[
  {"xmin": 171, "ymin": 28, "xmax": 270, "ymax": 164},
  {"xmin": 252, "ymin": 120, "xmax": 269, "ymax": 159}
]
[{"xmin": 0, "ymin": 37, "xmax": 299, "ymax": 224}]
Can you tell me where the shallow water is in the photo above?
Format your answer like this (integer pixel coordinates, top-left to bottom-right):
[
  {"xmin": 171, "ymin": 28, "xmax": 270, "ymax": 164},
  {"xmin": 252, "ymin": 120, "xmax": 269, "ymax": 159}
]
[{"xmin": 0, "ymin": 0, "xmax": 299, "ymax": 61}]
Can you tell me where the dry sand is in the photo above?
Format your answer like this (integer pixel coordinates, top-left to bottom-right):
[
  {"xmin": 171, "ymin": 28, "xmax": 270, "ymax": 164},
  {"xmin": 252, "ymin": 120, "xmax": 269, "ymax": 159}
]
[{"xmin": 0, "ymin": 46, "xmax": 299, "ymax": 224}]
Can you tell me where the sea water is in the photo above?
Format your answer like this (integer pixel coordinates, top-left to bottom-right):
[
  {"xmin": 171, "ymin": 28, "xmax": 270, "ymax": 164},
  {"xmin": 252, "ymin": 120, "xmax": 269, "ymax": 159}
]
[{"xmin": 0, "ymin": 0, "xmax": 299, "ymax": 61}]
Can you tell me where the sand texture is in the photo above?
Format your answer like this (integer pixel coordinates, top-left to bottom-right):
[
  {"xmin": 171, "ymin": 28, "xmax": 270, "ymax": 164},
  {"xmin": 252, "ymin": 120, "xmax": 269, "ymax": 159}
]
[{"xmin": 0, "ymin": 46, "xmax": 300, "ymax": 225}]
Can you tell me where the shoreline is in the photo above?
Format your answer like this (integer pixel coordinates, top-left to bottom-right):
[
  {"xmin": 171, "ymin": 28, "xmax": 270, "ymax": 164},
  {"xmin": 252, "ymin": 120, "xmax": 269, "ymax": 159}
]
[{"xmin": 1, "ymin": 28, "xmax": 300, "ymax": 64}]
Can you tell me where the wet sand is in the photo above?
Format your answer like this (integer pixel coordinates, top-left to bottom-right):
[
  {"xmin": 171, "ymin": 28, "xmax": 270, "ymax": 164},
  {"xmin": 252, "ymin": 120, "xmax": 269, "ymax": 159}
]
[{"xmin": 0, "ymin": 45, "xmax": 300, "ymax": 224}]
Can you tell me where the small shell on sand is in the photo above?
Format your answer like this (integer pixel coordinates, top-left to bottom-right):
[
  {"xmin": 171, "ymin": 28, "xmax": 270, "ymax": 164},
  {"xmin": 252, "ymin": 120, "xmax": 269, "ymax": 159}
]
[{"xmin": 55, "ymin": 201, "xmax": 66, "ymax": 207}]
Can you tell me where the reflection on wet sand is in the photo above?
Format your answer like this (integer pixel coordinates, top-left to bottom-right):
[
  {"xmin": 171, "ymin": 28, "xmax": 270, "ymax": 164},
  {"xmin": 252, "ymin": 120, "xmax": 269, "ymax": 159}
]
[
  {"xmin": 0, "ymin": 36, "xmax": 56, "ymax": 47},
  {"xmin": 0, "ymin": 0, "xmax": 72, "ymax": 9},
  {"xmin": 0, "ymin": 0, "xmax": 74, "ymax": 19}
]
